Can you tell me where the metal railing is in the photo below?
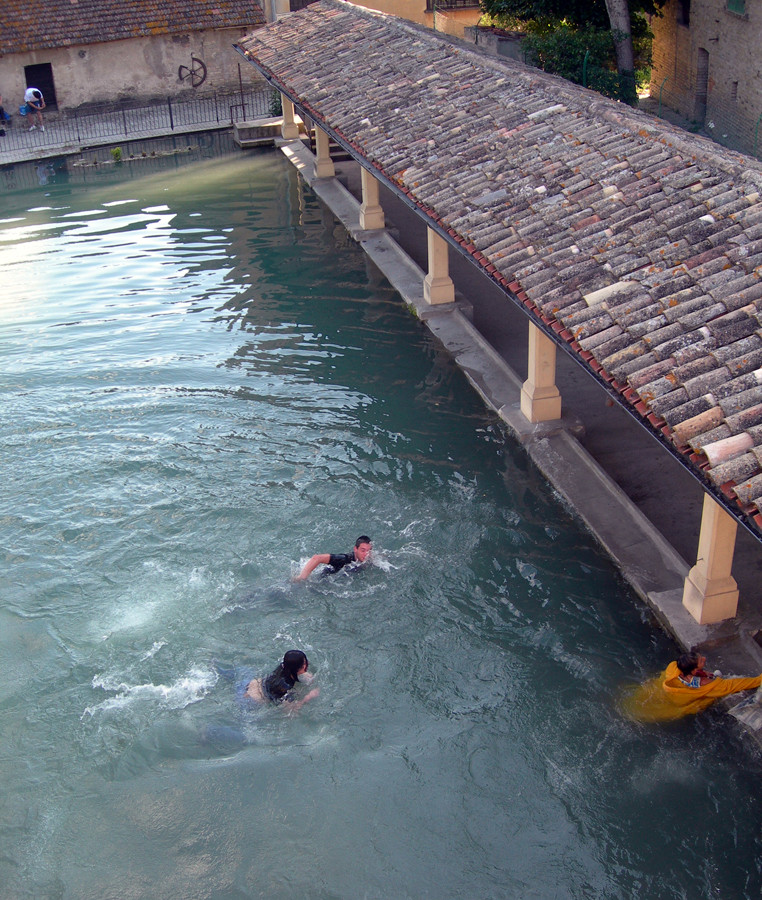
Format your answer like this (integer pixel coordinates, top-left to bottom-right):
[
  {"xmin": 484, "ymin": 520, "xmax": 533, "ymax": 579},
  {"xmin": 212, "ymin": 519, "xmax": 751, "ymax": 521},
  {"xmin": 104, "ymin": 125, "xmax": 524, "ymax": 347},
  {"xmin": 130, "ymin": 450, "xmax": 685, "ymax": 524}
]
[{"xmin": 0, "ymin": 87, "xmax": 273, "ymax": 160}]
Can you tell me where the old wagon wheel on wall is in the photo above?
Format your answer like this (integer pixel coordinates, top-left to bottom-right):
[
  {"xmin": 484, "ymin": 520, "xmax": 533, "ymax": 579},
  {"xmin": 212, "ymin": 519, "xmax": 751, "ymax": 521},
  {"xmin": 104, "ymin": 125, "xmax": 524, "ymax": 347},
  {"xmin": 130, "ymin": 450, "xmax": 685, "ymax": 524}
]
[{"xmin": 178, "ymin": 56, "xmax": 208, "ymax": 88}]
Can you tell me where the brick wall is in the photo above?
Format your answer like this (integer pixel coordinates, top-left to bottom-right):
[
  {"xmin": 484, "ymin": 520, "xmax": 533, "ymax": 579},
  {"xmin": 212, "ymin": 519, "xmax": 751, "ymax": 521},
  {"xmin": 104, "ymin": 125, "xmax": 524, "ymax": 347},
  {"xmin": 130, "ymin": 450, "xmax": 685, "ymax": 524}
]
[{"xmin": 650, "ymin": 0, "xmax": 762, "ymax": 157}]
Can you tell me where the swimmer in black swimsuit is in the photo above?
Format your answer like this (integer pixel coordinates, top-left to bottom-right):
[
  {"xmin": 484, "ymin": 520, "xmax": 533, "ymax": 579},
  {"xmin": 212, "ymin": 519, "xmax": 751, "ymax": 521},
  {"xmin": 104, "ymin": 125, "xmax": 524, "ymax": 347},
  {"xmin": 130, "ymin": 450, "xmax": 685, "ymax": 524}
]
[
  {"xmin": 243, "ymin": 649, "xmax": 319, "ymax": 709},
  {"xmin": 203, "ymin": 650, "xmax": 318, "ymax": 749},
  {"xmin": 295, "ymin": 535, "xmax": 372, "ymax": 581}
]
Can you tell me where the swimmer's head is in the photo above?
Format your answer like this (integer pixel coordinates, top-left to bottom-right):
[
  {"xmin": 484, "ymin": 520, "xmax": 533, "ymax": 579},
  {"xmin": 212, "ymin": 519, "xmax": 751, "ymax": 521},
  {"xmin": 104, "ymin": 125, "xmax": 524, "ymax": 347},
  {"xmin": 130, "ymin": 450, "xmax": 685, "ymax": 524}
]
[
  {"xmin": 354, "ymin": 535, "xmax": 372, "ymax": 563},
  {"xmin": 283, "ymin": 649, "xmax": 309, "ymax": 680},
  {"xmin": 676, "ymin": 652, "xmax": 700, "ymax": 675}
]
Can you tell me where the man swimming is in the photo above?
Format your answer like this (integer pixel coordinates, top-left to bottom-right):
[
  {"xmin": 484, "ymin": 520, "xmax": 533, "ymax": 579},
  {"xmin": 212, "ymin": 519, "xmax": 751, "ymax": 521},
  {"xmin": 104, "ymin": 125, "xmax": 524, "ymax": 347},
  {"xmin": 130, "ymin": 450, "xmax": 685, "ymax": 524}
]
[{"xmin": 295, "ymin": 534, "xmax": 372, "ymax": 581}]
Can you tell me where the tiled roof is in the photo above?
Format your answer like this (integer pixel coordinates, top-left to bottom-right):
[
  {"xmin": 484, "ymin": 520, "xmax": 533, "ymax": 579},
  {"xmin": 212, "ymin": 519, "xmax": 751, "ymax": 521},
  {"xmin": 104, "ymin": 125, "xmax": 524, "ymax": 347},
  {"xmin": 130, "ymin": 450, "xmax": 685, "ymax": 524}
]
[
  {"xmin": 0, "ymin": 0, "xmax": 264, "ymax": 53},
  {"xmin": 238, "ymin": 0, "xmax": 762, "ymax": 538}
]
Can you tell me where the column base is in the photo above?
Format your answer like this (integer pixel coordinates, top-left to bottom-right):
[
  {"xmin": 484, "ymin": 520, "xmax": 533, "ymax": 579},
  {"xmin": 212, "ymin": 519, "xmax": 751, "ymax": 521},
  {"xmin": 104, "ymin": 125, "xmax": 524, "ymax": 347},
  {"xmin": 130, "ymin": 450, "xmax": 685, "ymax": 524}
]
[
  {"xmin": 360, "ymin": 204, "xmax": 385, "ymax": 230},
  {"xmin": 423, "ymin": 274, "xmax": 455, "ymax": 305},
  {"xmin": 281, "ymin": 123, "xmax": 299, "ymax": 140},
  {"xmin": 682, "ymin": 570, "xmax": 739, "ymax": 624},
  {"xmin": 314, "ymin": 158, "xmax": 335, "ymax": 179},
  {"xmin": 520, "ymin": 382, "xmax": 562, "ymax": 423}
]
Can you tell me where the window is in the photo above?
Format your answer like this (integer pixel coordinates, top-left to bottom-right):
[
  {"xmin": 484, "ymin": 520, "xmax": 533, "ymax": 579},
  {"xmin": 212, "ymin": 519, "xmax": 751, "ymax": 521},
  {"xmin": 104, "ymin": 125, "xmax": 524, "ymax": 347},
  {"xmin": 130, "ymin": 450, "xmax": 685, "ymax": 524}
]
[
  {"xmin": 677, "ymin": 0, "xmax": 691, "ymax": 26},
  {"xmin": 727, "ymin": 0, "xmax": 746, "ymax": 14}
]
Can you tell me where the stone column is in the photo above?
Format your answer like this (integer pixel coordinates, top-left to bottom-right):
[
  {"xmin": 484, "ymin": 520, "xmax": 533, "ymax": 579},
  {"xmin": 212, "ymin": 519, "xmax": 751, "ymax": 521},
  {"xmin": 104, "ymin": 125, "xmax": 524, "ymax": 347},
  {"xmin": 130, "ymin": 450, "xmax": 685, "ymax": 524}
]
[
  {"xmin": 423, "ymin": 227, "xmax": 455, "ymax": 305},
  {"xmin": 360, "ymin": 168, "xmax": 385, "ymax": 230},
  {"xmin": 280, "ymin": 95, "xmax": 299, "ymax": 140},
  {"xmin": 682, "ymin": 493, "xmax": 740, "ymax": 624},
  {"xmin": 314, "ymin": 126, "xmax": 335, "ymax": 179},
  {"xmin": 520, "ymin": 323, "xmax": 562, "ymax": 422}
]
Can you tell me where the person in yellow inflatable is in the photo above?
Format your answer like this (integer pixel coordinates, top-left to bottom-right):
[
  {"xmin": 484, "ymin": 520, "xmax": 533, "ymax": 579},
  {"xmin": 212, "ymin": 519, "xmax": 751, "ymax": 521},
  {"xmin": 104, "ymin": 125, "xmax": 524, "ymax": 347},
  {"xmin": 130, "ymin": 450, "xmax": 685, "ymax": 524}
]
[
  {"xmin": 662, "ymin": 652, "xmax": 762, "ymax": 715},
  {"xmin": 621, "ymin": 651, "xmax": 762, "ymax": 722}
]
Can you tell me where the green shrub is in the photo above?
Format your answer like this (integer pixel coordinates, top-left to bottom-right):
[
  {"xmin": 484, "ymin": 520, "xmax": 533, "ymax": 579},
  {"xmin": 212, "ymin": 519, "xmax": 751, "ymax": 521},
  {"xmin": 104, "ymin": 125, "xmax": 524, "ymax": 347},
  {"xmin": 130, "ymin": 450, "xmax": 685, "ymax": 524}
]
[{"xmin": 269, "ymin": 90, "xmax": 283, "ymax": 117}]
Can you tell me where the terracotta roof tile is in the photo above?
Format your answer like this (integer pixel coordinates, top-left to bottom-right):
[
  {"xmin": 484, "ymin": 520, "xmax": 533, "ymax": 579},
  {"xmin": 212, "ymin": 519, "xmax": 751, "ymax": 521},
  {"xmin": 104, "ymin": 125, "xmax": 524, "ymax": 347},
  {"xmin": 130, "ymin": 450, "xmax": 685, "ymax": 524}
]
[
  {"xmin": 650, "ymin": 387, "xmax": 687, "ymax": 417},
  {"xmin": 724, "ymin": 346, "xmax": 762, "ymax": 375},
  {"xmin": 732, "ymin": 472, "xmax": 762, "ymax": 505},
  {"xmin": 689, "ymin": 424, "xmax": 733, "ymax": 451},
  {"xmin": 1, "ymin": 0, "xmax": 263, "ymax": 52},
  {"xmin": 708, "ymin": 453, "xmax": 758, "ymax": 486}
]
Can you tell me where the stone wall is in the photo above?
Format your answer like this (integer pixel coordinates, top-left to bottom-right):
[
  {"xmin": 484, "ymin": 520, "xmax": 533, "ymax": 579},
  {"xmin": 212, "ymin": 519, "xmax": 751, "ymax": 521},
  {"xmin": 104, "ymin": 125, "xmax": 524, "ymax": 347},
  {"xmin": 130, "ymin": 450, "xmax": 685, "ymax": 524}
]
[
  {"xmin": 462, "ymin": 26, "xmax": 525, "ymax": 62},
  {"xmin": 649, "ymin": 0, "xmax": 762, "ymax": 157}
]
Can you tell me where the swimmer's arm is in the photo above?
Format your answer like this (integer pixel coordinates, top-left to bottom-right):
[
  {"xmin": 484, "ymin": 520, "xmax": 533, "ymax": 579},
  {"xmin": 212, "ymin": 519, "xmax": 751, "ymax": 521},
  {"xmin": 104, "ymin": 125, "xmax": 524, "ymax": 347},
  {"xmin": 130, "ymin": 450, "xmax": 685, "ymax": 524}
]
[
  {"xmin": 295, "ymin": 554, "xmax": 331, "ymax": 581},
  {"xmin": 287, "ymin": 688, "xmax": 320, "ymax": 712}
]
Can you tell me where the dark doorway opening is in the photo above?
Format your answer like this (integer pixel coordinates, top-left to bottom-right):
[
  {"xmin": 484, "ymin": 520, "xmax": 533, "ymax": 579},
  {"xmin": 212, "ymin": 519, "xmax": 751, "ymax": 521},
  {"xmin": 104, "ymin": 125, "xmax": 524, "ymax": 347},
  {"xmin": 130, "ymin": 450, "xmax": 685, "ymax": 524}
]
[{"xmin": 24, "ymin": 63, "xmax": 57, "ymax": 110}]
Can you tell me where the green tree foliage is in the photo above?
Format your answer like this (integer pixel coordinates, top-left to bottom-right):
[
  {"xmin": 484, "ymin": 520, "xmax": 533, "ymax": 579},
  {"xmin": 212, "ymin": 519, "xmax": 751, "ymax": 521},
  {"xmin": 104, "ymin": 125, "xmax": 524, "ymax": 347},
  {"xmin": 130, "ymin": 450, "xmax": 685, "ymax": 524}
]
[
  {"xmin": 480, "ymin": 0, "xmax": 665, "ymax": 105},
  {"xmin": 480, "ymin": 0, "xmax": 664, "ymax": 27}
]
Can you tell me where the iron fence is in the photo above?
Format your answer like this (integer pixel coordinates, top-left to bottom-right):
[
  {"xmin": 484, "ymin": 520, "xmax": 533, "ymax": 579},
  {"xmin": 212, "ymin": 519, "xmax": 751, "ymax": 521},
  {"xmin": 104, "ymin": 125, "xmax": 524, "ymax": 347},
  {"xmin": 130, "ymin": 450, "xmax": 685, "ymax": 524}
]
[{"xmin": 0, "ymin": 87, "xmax": 273, "ymax": 158}]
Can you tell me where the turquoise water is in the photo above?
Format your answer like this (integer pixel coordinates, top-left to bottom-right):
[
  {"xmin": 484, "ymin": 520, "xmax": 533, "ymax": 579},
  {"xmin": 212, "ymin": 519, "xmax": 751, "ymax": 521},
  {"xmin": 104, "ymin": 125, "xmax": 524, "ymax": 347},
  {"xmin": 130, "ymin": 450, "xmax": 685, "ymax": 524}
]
[{"xmin": 1, "ymin": 149, "xmax": 761, "ymax": 899}]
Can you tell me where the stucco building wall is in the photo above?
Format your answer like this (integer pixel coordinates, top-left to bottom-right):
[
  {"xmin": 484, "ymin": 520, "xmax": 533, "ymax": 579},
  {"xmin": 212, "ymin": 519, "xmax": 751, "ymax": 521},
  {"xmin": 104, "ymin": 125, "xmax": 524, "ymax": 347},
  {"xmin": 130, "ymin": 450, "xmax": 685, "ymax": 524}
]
[
  {"xmin": 649, "ymin": 0, "xmax": 762, "ymax": 156},
  {"xmin": 350, "ymin": 0, "xmax": 481, "ymax": 38},
  {"xmin": 0, "ymin": 27, "xmax": 265, "ymax": 111}
]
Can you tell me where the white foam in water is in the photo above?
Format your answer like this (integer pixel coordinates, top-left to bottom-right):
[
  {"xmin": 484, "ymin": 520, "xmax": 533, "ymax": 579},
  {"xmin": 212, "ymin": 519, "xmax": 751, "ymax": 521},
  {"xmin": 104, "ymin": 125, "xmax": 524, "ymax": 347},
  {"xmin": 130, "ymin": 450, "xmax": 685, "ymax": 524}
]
[
  {"xmin": 371, "ymin": 553, "xmax": 395, "ymax": 572},
  {"xmin": 139, "ymin": 640, "xmax": 167, "ymax": 661},
  {"xmin": 96, "ymin": 598, "xmax": 159, "ymax": 638},
  {"xmin": 516, "ymin": 559, "xmax": 540, "ymax": 588},
  {"xmin": 82, "ymin": 666, "xmax": 216, "ymax": 718},
  {"xmin": 399, "ymin": 517, "xmax": 437, "ymax": 538}
]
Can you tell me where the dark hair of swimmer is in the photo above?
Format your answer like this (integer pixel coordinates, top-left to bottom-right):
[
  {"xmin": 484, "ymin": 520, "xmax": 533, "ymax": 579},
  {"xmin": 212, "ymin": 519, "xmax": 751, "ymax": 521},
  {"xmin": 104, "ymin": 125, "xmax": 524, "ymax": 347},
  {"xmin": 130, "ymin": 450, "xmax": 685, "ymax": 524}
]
[
  {"xmin": 263, "ymin": 649, "xmax": 309, "ymax": 702},
  {"xmin": 283, "ymin": 649, "xmax": 308, "ymax": 681},
  {"xmin": 355, "ymin": 535, "xmax": 371, "ymax": 547},
  {"xmin": 676, "ymin": 652, "xmax": 700, "ymax": 675}
]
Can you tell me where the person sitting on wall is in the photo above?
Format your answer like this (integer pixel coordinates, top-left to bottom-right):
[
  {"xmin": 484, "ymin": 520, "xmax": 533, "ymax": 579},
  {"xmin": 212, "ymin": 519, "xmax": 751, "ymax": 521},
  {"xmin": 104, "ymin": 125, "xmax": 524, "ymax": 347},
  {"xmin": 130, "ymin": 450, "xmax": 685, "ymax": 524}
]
[
  {"xmin": 294, "ymin": 534, "xmax": 372, "ymax": 581},
  {"xmin": 23, "ymin": 87, "xmax": 45, "ymax": 131}
]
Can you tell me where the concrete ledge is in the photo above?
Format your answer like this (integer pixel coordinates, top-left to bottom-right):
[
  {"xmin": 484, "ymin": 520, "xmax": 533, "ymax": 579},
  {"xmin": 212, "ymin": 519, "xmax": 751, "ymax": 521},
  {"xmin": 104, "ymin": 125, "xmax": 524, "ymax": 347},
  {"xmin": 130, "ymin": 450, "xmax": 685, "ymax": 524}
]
[{"xmin": 234, "ymin": 117, "xmax": 283, "ymax": 148}]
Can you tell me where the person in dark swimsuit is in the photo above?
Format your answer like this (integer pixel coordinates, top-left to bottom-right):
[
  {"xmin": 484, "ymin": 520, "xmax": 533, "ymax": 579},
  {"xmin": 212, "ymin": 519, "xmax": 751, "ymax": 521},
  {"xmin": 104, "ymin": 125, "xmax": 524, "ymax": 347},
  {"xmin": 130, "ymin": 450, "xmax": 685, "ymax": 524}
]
[
  {"xmin": 295, "ymin": 535, "xmax": 372, "ymax": 581},
  {"xmin": 203, "ymin": 650, "xmax": 318, "ymax": 749},
  {"xmin": 243, "ymin": 649, "xmax": 319, "ymax": 709}
]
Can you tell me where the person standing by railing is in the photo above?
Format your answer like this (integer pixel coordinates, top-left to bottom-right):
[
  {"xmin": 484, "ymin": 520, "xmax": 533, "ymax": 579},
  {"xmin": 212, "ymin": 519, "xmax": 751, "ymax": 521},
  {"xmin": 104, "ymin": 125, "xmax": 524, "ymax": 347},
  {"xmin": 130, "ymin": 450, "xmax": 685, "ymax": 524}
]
[{"xmin": 23, "ymin": 87, "xmax": 45, "ymax": 131}]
